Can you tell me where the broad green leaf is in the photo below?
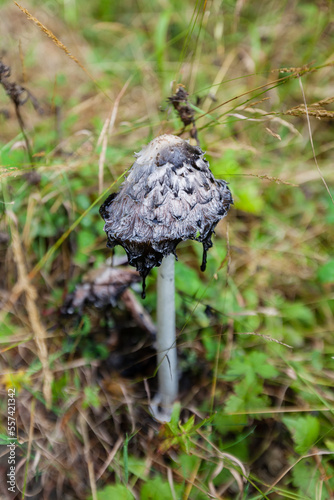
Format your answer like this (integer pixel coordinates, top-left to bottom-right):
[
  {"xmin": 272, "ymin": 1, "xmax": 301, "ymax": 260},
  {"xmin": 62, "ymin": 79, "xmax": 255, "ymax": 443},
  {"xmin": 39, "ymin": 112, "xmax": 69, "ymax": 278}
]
[
  {"xmin": 225, "ymin": 358, "xmax": 251, "ymax": 379},
  {"xmin": 91, "ymin": 484, "xmax": 134, "ymax": 500},
  {"xmin": 283, "ymin": 415, "xmax": 320, "ymax": 454},
  {"xmin": 249, "ymin": 352, "xmax": 279, "ymax": 378},
  {"xmin": 140, "ymin": 476, "xmax": 180, "ymax": 500},
  {"xmin": 290, "ymin": 461, "xmax": 328, "ymax": 499},
  {"xmin": 224, "ymin": 395, "xmax": 244, "ymax": 413}
]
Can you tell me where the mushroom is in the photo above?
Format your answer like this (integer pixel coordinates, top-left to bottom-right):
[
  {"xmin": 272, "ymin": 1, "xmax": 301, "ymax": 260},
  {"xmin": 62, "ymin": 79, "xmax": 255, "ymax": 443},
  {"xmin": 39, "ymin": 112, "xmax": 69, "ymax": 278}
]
[{"xmin": 100, "ymin": 134, "xmax": 233, "ymax": 420}]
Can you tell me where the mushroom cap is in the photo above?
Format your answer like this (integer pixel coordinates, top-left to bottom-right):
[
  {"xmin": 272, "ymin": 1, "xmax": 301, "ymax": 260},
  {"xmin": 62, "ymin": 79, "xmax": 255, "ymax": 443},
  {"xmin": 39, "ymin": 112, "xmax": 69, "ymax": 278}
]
[
  {"xmin": 62, "ymin": 266, "xmax": 141, "ymax": 311},
  {"xmin": 100, "ymin": 134, "xmax": 233, "ymax": 287}
]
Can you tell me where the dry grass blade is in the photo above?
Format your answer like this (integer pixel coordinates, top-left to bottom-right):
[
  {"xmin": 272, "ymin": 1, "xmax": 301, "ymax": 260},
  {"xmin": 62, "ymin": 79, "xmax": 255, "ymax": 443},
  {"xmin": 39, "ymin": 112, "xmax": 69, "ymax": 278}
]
[
  {"xmin": 243, "ymin": 97, "xmax": 270, "ymax": 108},
  {"xmin": 18, "ymin": 39, "xmax": 27, "ymax": 84},
  {"xmin": 14, "ymin": 3, "xmax": 82, "ymax": 68},
  {"xmin": 79, "ymin": 411, "xmax": 97, "ymax": 500},
  {"xmin": 243, "ymin": 173, "xmax": 298, "ymax": 187},
  {"xmin": 22, "ymin": 398, "xmax": 36, "ymax": 498},
  {"xmin": 97, "ymin": 78, "xmax": 131, "ymax": 193},
  {"xmin": 7, "ymin": 211, "xmax": 52, "ymax": 408},
  {"xmin": 208, "ymin": 461, "xmax": 224, "ymax": 498},
  {"xmin": 14, "ymin": 2, "xmax": 109, "ymax": 99},
  {"xmin": 182, "ymin": 458, "xmax": 201, "ymax": 500},
  {"xmin": 241, "ymin": 105, "xmax": 301, "ymax": 136},
  {"xmin": 265, "ymin": 451, "xmax": 333, "ymax": 495},
  {"xmin": 0, "ymin": 176, "xmax": 128, "ymax": 335},
  {"xmin": 265, "ymin": 127, "xmax": 281, "ymax": 141},
  {"xmin": 298, "ymin": 77, "xmax": 334, "ymax": 204},
  {"xmin": 235, "ymin": 332, "xmax": 293, "ymax": 348},
  {"xmin": 196, "ymin": 73, "xmax": 295, "ymax": 123},
  {"xmin": 201, "ymin": 51, "xmax": 236, "ymax": 113},
  {"xmin": 96, "ymin": 436, "xmax": 123, "ymax": 480},
  {"xmin": 194, "ymin": 430, "xmax": 247, "ymax": 495},
  {"xmin": 167, "ymin": 467, "xmax": 177, "ymax": 500}
]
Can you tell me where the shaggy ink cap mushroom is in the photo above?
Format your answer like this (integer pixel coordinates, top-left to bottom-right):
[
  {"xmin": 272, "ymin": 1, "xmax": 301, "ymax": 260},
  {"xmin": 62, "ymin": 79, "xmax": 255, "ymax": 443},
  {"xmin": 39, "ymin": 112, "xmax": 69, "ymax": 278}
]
[{"xmin": 99, "ymin": 135, "xmax": 233, "ymax": 297}]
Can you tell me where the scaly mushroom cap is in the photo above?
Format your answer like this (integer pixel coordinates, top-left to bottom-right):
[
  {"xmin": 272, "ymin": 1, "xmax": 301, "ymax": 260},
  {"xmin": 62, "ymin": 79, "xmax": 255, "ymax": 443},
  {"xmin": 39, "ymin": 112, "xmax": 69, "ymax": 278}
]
[{"xmin": 100, "ymin": 135, "xmax": 233, "ymax": 295}]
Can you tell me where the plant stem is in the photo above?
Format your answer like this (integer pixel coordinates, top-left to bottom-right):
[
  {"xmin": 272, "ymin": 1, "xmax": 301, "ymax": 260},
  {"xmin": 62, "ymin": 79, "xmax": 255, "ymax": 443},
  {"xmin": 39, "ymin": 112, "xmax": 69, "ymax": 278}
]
[{"xmin": 153, "ymin": 254, "xmax": 178, "ymax": 420}]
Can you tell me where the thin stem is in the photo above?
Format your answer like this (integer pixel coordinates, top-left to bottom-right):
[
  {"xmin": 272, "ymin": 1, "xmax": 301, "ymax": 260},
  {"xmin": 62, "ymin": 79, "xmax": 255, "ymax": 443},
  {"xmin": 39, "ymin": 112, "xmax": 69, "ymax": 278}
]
[
  {"xmin": 15, "ymin": 103, "xmax": 33, "ymax": 164},
  {"xmin": 153, "ymin": 254, "xmax": 178, "ymax": 420}
]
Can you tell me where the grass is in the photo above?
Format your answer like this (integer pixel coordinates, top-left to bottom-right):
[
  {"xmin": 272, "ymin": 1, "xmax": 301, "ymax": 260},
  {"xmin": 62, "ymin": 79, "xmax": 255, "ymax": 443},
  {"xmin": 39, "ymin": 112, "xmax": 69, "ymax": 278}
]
[{"xmin": 1, "ymin": 0, "xmax": 334, "ymax": 499}]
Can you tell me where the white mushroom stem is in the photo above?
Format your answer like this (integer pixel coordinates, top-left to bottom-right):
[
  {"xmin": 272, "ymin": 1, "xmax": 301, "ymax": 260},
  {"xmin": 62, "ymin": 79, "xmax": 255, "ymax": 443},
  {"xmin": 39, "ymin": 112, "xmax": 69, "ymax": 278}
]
[{"xmin": 154, "ymin": 254, "xmax": 178, "ymax": 420}]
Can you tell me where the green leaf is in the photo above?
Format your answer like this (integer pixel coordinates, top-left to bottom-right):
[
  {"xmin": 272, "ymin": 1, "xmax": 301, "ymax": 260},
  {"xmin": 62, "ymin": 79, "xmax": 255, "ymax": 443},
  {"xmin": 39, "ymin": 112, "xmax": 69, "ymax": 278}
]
[
  {"xmin": 234, "ymin": 377, "xmax": 263, "ymax": 398},
  {"xmin": 140, "ymin": 476, "xmax": 178, "ymax": 500},
  {"xmin": 92, "ymin": 484, "xmax": 134, "ymax": 500},
  {"xmin": 290, "ymin": 461, "xmax": 322, "ymax": 499},
  {"xmin": 254, "ymin": 362, "xmax": 279, "ymax": 378},
  {"xmin": 283, "ymin": 415, "xmax": 320, "ymax": 454},
  {"xmin": 77, "ymin": 229, "xmax": 96, "ymax": 250},
  {"xmin": 225, "ymin": 358, "xmax": 252, "ymax": 379},
  {"xmin": 124, "ymin": 457, "xmax": 148, "ymax": 481},
  {"xmin": 318, "ymin": 259, "xmax": 334, "ymax": 284},
  {"xmin": 281, "ymin": 302, "xmax": 315, "ymax": 326},
  {"xmin": 0, "ymin": 434, "xmax": 18, "ymax": 445},
  {"xmin": 211, "ymin": 149, "xmax": 243, "ymax": 177},
  {"xmin": 225, "ymin": 352, "xmax": 278, "ymax": 381},
  {"xmin": 82, "ymin": 385, "xmax": 101, "ymax": 409},
  {"xmin": 235, "ymin": 183, "xmax": 264, "ymax": 214},
  {"xmin": 224, "ymin": 395, "xmax": 244, "ymax": 413},
  {"xmin": 325, "ymin": 439, "xmax": 334, "ymax": 452},
  {"xmin": 175, "ymin": 262, "xmax": 201, "ymax": 296},
  {"xmin": 181, "ymin": 415, "xmax": 195, "ymax": 433},
  {"xmin": 249, "ymin": 352, "xmax": 279, "ymax": 378},
  {"xmin": 169, "ymin": 402, "xmax": 182, "ymax": 429}
]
